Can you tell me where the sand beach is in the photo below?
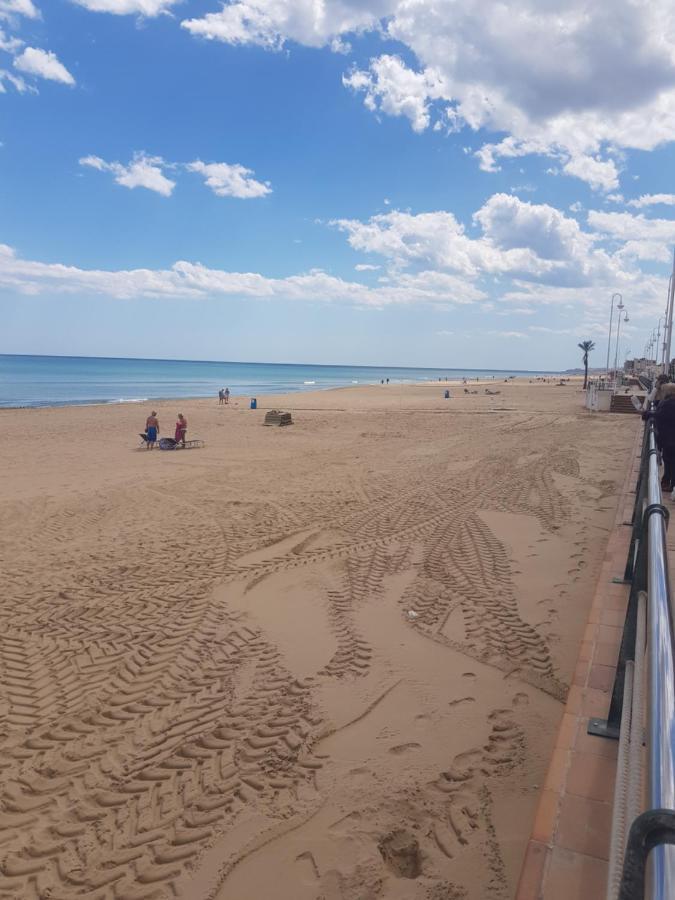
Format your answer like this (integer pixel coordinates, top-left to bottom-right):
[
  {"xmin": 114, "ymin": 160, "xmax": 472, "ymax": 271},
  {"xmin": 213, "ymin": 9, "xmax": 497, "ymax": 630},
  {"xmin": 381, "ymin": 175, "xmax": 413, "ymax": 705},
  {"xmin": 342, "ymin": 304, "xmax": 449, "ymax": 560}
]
[{"xmin": 0, "ymin": 379, "xmax": 638, "ymax": 900}]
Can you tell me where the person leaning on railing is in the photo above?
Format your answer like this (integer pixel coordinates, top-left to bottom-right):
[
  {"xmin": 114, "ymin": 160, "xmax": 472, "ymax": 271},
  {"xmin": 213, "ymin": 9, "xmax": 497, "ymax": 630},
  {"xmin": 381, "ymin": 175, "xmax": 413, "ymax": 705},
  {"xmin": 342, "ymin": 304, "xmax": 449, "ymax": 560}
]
[{"xmin": 652, "ymin": 382, "xmax": 675, "ymax": 491}]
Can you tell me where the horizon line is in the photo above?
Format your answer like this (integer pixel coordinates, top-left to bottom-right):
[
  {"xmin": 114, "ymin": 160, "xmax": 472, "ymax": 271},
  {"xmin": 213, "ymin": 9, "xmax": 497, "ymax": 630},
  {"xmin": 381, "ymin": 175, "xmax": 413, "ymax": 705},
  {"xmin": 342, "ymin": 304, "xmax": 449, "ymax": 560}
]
[{"xmin": 0, "ymin": 352, "xmax": 559, "ymax": 375}]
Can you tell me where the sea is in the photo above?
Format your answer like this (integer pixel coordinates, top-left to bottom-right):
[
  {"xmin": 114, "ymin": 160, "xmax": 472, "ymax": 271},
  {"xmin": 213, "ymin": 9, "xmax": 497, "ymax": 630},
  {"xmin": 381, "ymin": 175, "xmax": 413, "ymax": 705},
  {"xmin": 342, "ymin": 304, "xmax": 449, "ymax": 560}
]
[{"xmin": 0, "ymin": 354, "xmax": 558, "ymax": 409}]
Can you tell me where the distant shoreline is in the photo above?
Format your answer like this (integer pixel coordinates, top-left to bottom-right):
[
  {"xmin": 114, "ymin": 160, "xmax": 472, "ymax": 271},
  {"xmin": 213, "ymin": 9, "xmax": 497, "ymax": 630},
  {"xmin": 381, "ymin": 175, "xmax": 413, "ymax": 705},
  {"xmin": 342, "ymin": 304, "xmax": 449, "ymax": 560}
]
[{"xmin": 0, "ymin": 375, "xmax": 579, "ymax": 412}]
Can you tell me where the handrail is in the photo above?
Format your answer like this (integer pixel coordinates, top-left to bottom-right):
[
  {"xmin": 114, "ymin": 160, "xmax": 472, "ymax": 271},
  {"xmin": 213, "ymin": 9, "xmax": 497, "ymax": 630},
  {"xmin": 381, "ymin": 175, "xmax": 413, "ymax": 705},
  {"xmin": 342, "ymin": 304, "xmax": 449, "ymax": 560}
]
[
  {"xmin": 591, "ymin": 419, "xmax": 675, "ymax": 898},
  {"xmin": 645, "ymin": 426, "xmax": 675, "ymax": 897}
]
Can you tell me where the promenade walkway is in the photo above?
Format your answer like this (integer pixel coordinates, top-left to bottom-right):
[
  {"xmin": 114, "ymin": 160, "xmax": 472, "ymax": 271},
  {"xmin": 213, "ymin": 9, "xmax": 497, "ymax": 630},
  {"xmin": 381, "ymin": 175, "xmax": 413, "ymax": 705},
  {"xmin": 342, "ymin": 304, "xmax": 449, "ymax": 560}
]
[{"xmin": 516, "ymin": 421, "xmax": 642, "ymax": 899}]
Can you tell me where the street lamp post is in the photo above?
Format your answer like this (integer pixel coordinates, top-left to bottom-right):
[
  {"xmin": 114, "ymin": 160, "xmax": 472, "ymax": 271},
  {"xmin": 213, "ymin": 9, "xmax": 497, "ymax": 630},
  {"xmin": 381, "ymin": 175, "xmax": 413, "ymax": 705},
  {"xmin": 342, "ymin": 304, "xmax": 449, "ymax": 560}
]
[
  {"xmin": 606, "ymin": 293, "xmax": 622, "ymax": 379},
  {"xmin": 614, "ymin": 310, "xmax": 629, "ymax": 377}
]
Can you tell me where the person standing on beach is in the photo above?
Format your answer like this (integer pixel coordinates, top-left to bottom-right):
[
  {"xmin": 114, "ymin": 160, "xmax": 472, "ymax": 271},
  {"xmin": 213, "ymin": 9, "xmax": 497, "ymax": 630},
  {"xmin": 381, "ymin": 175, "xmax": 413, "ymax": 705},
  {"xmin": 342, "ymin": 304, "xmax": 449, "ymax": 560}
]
[
  {"xmin": 145, "ymin": 411, "xmax": 159, "ymax": 449},
  {"xmin": 218, "ymin": 389, "xmax": 224, "ymax": 405},
  {"xmin": 224, "ymin": 387, "xmax": 230, "ymax": 405},
  {"xmin": 175, "ymin": 413, "xmax": 187, "ymax": 447}
]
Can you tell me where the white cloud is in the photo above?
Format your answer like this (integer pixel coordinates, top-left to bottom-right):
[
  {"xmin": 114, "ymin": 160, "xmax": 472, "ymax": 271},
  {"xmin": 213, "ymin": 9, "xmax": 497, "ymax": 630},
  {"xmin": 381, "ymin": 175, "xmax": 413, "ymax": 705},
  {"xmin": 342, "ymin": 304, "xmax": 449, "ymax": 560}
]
[
  {"xmin": 528, "ymin": 325, "xmax": 575, "ymax": 335},
  {"xmin": 0, "ymin": 243, "xmax": 484, "ymax": 307},
  {"xmin": 4, "ymin": 190, "xmax": 673, "ymax": 337},
  {"xmin": 436, "ymin": 329, "xmax": 453, "ymax": 335},
  {"xmin": 333, "ymin": 194, "xmax": 619, "ymax": 290},
  {"xmin": 179, "ymin": 1, "xmax": 675, "ymax": 191},
  {"xmin": 80, "ymin": 153, "xmax": 175, "ymax": 196},
  {"xmin": 13, "ymin": 47, "xmax": 75, "ymax": 85},
  {"xmin": 355, "ymin": 263, "xmax": 380, "ymax": 271},
  {"xmin": 0, "ymin": 0, "xmax": 39, "ymax": 19},
  {"xmin": 186, "ymin": 160, "xmax": 271, "ymax": 198},
  {"xmin": 588, "ymin": 209, "xmax": 675, "ymax": 243},
  {"xmin": 181, "ymin": 0, "xmax": 391, "ymax": 49},
  {"xmin": 489, "ymin": 330, "xmax": 529, "ymax": 339},
  {"xmin": 343, "ymin": 55, "xmax": 445, "ymax": 133},
  {"xmin": 0, "ymin": 27, "xmax": 23, "ymax": 51},
  {"xmin": 562, "ymin": 155, "xmax": 620, "ymax": 192},
  {"xmin": 70, "ymin": 0, "xmax": 180, "ymax": 14},
  {"xmin": 628, "ymin": 193, "xmax": 675, "ymax": 209},
  {"xmin": 0, "ymin": 68, "xmax": 31, "ymax": 92}
]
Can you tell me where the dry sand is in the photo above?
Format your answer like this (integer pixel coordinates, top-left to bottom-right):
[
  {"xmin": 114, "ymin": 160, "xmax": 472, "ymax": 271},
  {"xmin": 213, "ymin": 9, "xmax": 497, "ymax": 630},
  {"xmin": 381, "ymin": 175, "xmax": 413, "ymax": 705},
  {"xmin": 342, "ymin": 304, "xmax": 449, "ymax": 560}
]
[{"xmin": 0, "ymin": 380, "xmax": 638, "ymax": 900}]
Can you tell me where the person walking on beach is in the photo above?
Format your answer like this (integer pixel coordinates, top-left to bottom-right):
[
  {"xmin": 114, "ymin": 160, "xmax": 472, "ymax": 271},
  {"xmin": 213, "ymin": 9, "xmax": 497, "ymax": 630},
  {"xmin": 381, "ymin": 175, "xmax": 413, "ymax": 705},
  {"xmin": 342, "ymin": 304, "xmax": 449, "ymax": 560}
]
[
  {"xmin": 224, "ymin": 387, "xmax": 230, "ymax": 405},
  {"xmin": 218, "ymin": 389, "xmax": 224, "ymax": 405},
  {"xmin": 175, "ymin": 413, "xmax": 187, "ymax": 447},
  {"xmin": 145, "ymin": 411, "xmax": 159, "ymax": 449}
]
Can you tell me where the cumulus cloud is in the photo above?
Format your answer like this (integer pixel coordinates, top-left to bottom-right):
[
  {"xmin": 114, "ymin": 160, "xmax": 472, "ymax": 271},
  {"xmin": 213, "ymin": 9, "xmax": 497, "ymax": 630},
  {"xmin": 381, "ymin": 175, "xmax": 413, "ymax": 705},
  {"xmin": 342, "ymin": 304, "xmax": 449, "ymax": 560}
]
[
  {"xmin": 0, "ymin": 243, "xmax": 484, "ymax": 307},
  {"xmin": 0, "ymin": 0, "xmax": 39, "ymax": 19},
  {"xmin": 178, "ymin": 1, "xmax": 675, "ymax": 191},
  {"xmin": 562, "ymin": 155, "xmax": 620, "ymax": 192},
  {"xmin": 186, "ymin": 160, "xmax": 271, "ymax": 198},
  {"xmin": 355, "ymin": 263, "xmax": 380, "ymax": 271},
  {"xmin": 3, "ymin": 191, "xmax": 672, "ymax": 332},
  {"xmin": 628, "ymin": 193, "xmax": 675, "ymax": 208},
  {"xmin": 70, "ymin": 0, "xmax": 180, "ymax": 14},
  {"xmin": 181, "ymin": 0, "xmax": 392, "ymax": 50},
  {"xmin": 13, "ymin": 47, "xmax": 75, "ymax": 85},
  {"xmin": 334, "ymin": 194, "xmax": 617, "ymax": 288},
  {"xmin": 80, "ymin": 153, "xmax": 175, "ymax": 196},
  {"xmin": 343, "ymin": 55, "xmax": 445, "ymax": 133}
]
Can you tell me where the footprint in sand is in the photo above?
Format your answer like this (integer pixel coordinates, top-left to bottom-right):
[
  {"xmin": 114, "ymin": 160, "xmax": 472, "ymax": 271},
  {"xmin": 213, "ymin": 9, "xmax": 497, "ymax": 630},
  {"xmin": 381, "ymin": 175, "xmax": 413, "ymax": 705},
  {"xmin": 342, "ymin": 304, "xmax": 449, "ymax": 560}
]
[
  {"xmin": 448, "ymin": 697, "xmax": 476, "ymax": 708},
  {"xmin": 462, "ymin": 672, "xmax": 477, "ymax": 681},
  {"xmin": 389, "ymin": 742, "xmax": 422, "ymax": 755},
  {"xmin": 512, "ymin": 692, "xmax": 530, "ymax": 707}
]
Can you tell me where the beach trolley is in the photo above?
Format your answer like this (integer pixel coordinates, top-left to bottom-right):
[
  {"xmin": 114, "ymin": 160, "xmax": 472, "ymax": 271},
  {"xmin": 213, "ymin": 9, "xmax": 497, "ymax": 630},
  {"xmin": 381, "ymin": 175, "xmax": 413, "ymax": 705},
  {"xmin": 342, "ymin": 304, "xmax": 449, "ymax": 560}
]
[
  {"xmin": 158, "ymin": 437, "xmax": 205, "ymax": 450},
  {"xmin": 263, "ymin": 409, "xmax": 293, "ymax": 427},
  {"xmin": 137, "ymin": 434, "xmax": 205, "ymax": 450}
]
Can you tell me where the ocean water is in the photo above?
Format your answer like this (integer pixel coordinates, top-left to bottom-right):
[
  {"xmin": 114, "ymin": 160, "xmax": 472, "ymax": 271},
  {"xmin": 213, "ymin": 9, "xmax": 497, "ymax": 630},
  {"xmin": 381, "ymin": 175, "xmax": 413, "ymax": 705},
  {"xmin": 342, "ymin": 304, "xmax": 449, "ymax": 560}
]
[{"xmin": 0, "ymin": 355, "xmax": 556, "ymax": 408}]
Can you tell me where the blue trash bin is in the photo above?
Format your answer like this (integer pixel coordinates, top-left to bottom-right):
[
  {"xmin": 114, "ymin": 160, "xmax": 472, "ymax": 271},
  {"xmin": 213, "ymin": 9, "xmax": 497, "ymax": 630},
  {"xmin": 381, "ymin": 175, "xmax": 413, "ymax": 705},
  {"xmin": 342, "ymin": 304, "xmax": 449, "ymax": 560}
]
[{"xmin": 250, "ymin": 398, "xmax": 257, "ymax": 409}]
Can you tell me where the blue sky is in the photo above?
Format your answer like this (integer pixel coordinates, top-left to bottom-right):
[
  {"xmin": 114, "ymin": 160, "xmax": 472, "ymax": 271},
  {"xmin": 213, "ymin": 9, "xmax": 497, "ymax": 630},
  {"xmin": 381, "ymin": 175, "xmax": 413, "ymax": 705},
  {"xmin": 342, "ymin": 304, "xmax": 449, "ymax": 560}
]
[{"xmin": 3, "ymin": 0, "xmax": 675, "ymax": 369}]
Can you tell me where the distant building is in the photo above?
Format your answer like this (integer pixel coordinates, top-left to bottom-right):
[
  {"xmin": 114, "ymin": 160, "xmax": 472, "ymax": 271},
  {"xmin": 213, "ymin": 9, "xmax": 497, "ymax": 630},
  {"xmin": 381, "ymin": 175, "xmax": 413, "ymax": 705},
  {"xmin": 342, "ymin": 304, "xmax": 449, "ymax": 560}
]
[{"xmin": 624, "ymin": 357, "xmax": 655, "ymax": 373}]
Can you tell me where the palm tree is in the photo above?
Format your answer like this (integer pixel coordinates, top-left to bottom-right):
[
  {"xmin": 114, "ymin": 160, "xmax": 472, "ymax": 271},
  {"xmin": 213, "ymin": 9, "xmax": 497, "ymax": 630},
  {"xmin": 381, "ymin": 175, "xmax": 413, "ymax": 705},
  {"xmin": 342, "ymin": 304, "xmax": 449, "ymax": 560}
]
[{"xmin": 578, "ymin": 340, "xmax": 595, "ymax": 389}]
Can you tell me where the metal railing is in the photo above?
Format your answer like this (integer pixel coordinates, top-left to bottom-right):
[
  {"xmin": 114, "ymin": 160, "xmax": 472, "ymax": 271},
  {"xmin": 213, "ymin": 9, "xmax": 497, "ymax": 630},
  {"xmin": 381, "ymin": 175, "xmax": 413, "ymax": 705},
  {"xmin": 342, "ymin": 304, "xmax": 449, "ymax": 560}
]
[{"xmin": 590, "ymin": 420, "xmax": 675, "ymax": 899}]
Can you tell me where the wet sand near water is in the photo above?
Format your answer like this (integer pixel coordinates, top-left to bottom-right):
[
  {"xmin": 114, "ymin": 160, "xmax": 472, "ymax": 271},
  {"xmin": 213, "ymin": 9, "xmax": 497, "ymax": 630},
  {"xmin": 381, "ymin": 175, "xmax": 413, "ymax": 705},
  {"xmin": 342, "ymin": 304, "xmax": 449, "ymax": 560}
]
[{"xmin": 0, "ymin": 380, "xmax": 637, "ymax": 899}]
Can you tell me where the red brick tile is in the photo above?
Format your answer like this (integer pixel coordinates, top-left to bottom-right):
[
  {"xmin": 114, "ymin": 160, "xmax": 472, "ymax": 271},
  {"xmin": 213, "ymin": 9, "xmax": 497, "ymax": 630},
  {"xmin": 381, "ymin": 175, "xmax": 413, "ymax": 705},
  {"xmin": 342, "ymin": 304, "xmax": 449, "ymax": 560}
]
[
  {"xmin": 515, "ymin": 840, "xmax": 549, "ymax": 900},
  {"xmin": 573, "ymin": 656, "xmax": 591, "ymax": 687},
  {"xmin": 556, "ymin": 713, "xmax": 578, "ymax": 750},
  {"xmin": 565, "ymin": 685, "xmax": 583, "ymax": 715},
  {"xmin": 588, "ymin": 664, "xmax": 615, "ymax": 692},
  {"xmin": 593, "ymin": 642, "xmax": 620, "ymax": 667},
  {"xmin": 543, "ymin": 846, "xmax": 608, "ymax": 900},
  {"xmin": 599, "ymin": 608, "xmax": 627, "ymax": 628},
  {"xmin": 532, "ymin": 789, "xmax": 559, "ymax": 845},
  {"xmin": 578, "ymin": 640, "xmax": 594, "ymax": 662},
  {"xmin": 543, "ymin": 749, "xmax": 570, "ymax": 795},
  {"xmin": 597, "ymin": 624, "xmax": 623, "ymax": 644},
  {"xmin": 581, "ymin": 687, "xmax": 612, "ymax": 717},
  {"xmin": 556, "ymin": 794, "xmax": 612, "ymax": 860},
  {"xmin": 566, "ymin": 751, "xmax": 616, "ymax": 803},
  {"xmin": 574, "ymin": 727, "xmax": 619, "ymax": 760},
  {"xmin": 582, "ymin": 623, "xmax": 599, "ymax": 644}
]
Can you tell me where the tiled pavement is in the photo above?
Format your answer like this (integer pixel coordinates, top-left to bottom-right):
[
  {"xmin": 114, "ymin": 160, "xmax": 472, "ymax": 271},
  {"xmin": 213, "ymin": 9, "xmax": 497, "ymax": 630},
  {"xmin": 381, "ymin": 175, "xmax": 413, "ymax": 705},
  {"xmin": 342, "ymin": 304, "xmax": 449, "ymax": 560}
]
[{"xmin": 516, "ymin": 420, "xmax": 642, "ymax": 899}]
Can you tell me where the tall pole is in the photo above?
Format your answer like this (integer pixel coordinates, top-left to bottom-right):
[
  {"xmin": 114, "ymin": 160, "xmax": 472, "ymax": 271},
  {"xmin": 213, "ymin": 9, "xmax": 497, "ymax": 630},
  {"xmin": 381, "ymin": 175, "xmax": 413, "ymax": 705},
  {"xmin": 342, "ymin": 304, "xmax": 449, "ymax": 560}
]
[
  {"xmin": 664, "ymin": 250, "xmax": 675, "ymax": 375},
  {"xmin": 656, "ymin": 317, "xmax": 664, "ymax": 365},
  {"xmin": 606, "ymin": 293, "xmax": 621, "ymax": 378},
  {"xmin": 614, "ymin": 310, "xmax": 628, "ymax": 376}
]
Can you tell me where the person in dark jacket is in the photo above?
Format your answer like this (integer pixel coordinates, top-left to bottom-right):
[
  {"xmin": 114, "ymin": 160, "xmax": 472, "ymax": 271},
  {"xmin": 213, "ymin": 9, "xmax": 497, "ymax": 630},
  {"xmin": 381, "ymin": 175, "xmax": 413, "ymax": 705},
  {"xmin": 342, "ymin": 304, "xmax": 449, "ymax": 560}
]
[{"xmin": 654, "ymin": 383, "xmax": 675, "ymax": 490}]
